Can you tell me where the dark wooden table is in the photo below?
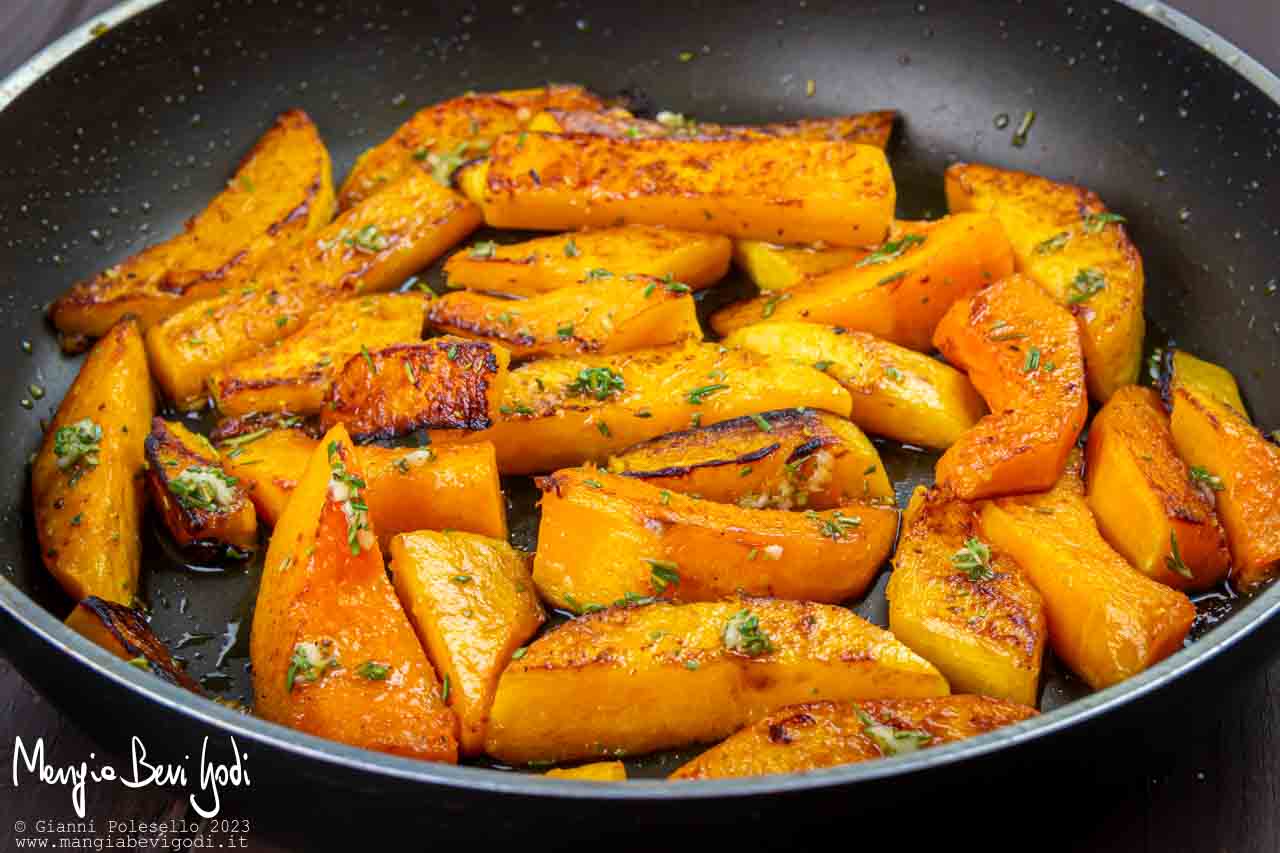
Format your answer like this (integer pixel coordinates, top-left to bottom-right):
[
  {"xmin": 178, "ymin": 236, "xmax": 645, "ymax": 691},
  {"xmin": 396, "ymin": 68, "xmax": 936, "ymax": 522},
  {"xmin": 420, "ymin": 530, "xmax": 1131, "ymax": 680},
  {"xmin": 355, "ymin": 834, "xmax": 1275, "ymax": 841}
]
[{"xmin": 1, "ymin": 1, "xmax": 1278, "ymax": 850}]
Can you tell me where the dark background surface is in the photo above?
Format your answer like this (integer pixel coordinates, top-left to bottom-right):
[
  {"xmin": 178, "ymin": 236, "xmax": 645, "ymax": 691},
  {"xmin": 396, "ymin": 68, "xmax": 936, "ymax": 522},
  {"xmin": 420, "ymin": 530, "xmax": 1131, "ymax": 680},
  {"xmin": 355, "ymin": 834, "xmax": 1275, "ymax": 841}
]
[{"xmin": 0, "ymin": 1, "xmax": 1277, "ymax": 850}]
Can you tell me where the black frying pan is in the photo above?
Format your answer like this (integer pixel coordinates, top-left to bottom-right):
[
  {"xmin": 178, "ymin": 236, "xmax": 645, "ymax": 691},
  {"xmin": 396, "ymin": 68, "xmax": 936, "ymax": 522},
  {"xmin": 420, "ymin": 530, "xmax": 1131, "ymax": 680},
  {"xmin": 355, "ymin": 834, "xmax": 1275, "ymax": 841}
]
[{"xmin": 2, "ymin": 0, "xmax": 1279, "ymax": 841}]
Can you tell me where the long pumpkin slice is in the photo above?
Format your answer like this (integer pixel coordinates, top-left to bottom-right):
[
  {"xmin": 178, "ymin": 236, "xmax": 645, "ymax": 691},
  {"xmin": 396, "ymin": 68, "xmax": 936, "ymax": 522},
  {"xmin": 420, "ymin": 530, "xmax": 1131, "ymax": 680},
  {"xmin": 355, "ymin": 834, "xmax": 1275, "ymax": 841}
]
[
  {"xmin": 147, "ymin": 169, "xmax": 481, "ymax": 407},
  {"xmin": 945, "ymin": 162, "xmax": 1144, "ymax": 401},
  {"xmin": 530, "ymin": 108, "xmax": 897, "ymax": 149},
  {"xmin": 1162, "ymin": 349, "xmax": 1249, "ymax": 420},
  {"xmin": 458, "ymin": 133, "xmax": 894, "ymax": 247},
  {"xmin": 51, "ymin": 110, "xmax": 335, "ymax": 342},
  {"xmin": 67, "ymin": 598, "xmax": 203, "ymax": 694},
  {"xmin": 709, "ymin": 214, "xmax": 1015, "ymax": 348},
  {"xmin": 670, "ymin": 696, "xmax": 1037, "ymax": 780},
  {"xmin": 979, "ymin": 451, "xmax": 1196, "ymax": 690},
  {"xmin": 32, "ymin": 318, "xmax": 154, "ymax": 605},
  {"xmin": 250, "ymin": 425, "xmax": 457, "ymax": 761},
  {"xmin": 484, "ymin": 598, "xmax": 948, "ymax": 764},
  {"xmin": 932, "ymin": 274, "xmax": 1088, "ymax": 499}
]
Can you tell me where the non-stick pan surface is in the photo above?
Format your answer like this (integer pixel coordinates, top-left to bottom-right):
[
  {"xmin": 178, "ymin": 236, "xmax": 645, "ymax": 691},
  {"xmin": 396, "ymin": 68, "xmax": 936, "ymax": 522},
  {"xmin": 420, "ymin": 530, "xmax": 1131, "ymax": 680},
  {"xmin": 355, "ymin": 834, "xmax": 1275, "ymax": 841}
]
[{"xmin": 2, "ymin": 0, "xmax": 1279, "ymax": 831}]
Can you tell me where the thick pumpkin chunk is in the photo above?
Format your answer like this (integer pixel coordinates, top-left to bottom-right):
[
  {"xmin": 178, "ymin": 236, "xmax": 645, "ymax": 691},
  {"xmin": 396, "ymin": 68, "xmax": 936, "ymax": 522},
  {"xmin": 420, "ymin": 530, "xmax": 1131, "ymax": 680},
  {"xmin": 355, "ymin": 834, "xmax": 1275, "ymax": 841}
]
[
  {"xmin": 979, "ymin": 452, "xmax": 1196, "ymax": 690},
  {"xmin": 709, "ymin": 214, "xmax": 1015, "ymax": 349},
  {"xmin": 670, "ymin": 696, "xmax": 1036, "ymax": 780},
  {"xmin": 388, "ymin": 531, "xmax": 545, "ymax": 755},
  {"xmin": 530, "ymin": 108, "xmax": 896, "ymax": 149},
  {"xmin": 32, "ymin": 318, "xmax": 154, "ymax": 604},
  {"xmin": 1086, "ymin": 386, "xmax": 1230, "ymax": 590},
  {"xmin": 932, "ymin": 274, "xmax": 1088, "ymax": 499},
  {"xmin": 51, "ymin": 110, "xmax": 335, "ymax": 342},
  {"xmin": 250, "ymin": 426, "xmax": 457, "ymax": 761},
  {"xmin": 1162, "ymin": 349, "xmax": 1249, "ymax": 420},
  {"xmin": 66, "ymin": 598, "xmax": 203, "ymax": 693},
  {"xmin": 733, "ymin": 240, "xmax": 869, "ymax": 292},
  {"xmin": 484, "ymin": 598, "xmax": 948, "ymax": 764}
]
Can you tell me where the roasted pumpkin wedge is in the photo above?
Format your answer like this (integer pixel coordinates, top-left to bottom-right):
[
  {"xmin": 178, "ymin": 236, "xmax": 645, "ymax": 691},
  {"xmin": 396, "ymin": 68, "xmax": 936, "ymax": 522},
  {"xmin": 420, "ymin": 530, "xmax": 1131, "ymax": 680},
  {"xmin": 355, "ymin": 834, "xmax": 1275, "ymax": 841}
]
[
  {"xmin": 733, "ymin": 240, "xmax": 870, "ymax": 292},
  {"xmin": 320, "ymin": 338, "xmax": 509, "ymax": 441},
  {"xmin": 1162, "ymin": 349, "xmax": 1249, "ymax": 420},
  {"xmin": 147, "ymin": 168, "xmax": 481, "ymax": 407},
  {"xmin": 450, "ymin": 342, "xmax": 852, "ymax": 474},
  {"xmin": 709, "ymin": 214, "xmax": 1015, "ymax": 348},
  {"xmin": 606, "ymin": 408, "xmax": 893, "ymax": 508},
  {"xmin": 32, "ymin": 318, "xmax": 154, "ymax": 605},
  {"xmin": 669, "ymin": 695, "xmax": 1037, "ymax": 780},
  {"xmin": 66, "ymin": 597, "xmax": 203, "ymax": 693},
  {"xmin": 338, "ymin": 85, "xmax": 605, "ymax": 210},
  {"xmin": 251, "ymin": 426, "xmax": 457, "ymax": 761},
  {"xmin": 443, "ymin": 225, "xmax": 731, "ymax": 296},
  {"xmin": 533, "ymin": 468, "xmax": 898, "ymax": 608},
  {"xmin": 529, "ymin": 108, "xmax": 897, "ymax": 149},
  {"xmin": 144, "ymin": 418, "xmax": 257, "ymax": 555},
  {"xmin": 483, "ymin": 598, "xmax": 948, "ymax": 764},
  {"xmin": 1085, "ymin": 386, "xmax": 1230, "ymax": 590},
  {"xmin": 51, "ymin": 110, "xmax": 335, "ymax": 343},
  {"xmin": 945, "ymin": 162, "xmax": 1144, "ymax": 401},
  {"xmin": 724, "ymin": 322, "xmax": 987, "ymax": 450},
  {"xmin": 932, "ymin": 274, "xmax": 1088, "ymax": 499},
  {"xmin": 209, "ymin": 293, "xmax": 429, "ymax": 417},
  {"xmin": 886, "ymin": 487, "xmax": 1046, "ymax": 705},
  {"xmin": 544, "ymin": 761, "xmax": 628, "ymax": 781},
  {"xmin": 427, "ymin": 273, "xmax": 701, "ymax": 359},
  {"xmin": 1170, "ymin": 386, "xmax": 1280, "ymax": 591},
  {"xmin": 388, "ymin": 531, "xmax": 545, "ymax": 755},
  {"xmin": 457, "ymin": 132, "xmax": 895, "ymax": 246},
  {"xmin": 979, "ymin": 452, "xmax": 1196, "ymax": 690}
]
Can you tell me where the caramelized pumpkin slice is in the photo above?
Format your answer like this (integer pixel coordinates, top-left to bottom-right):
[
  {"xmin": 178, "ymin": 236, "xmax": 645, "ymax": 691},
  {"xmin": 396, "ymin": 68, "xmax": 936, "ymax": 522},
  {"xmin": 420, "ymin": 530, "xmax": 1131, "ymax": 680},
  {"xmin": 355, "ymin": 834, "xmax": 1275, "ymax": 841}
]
[
  {"xmin": 144, "ymin": 418, "xmax": 257, "ymax": 555},
  {"xmin": 66, "ymin": 597, "xmax": 203, "ymax": 693},
  {"xmin": 1085, "ymin": 386, "xmax": 1230, "ymax": 590},
  {"xmin": 670, "ymin": 696, "xmax": 1036, "ymax": 780},
  {"xmin": 724, "ymin": 322, "xmax": 987, "ymax": 449},
  {"xmin": 147, "ymin": 169, "xmax": 481, "ymax": 407},
  {"xmin": 532, "ymin": 108, "xmax": 897, "ymax": 149},
  {"xmin": 606, "ymin": 408, "xmax": 893, "ymax": 507},
  {"xmin": 452, "ymin": 342, "xmax": 852, "ymax": 474},
  {"xmin": 886, "ymin": 487, "xmax": 1046, "ymax": 706},
  {"xmin": 533, "ymin": 468, "xmax": 898, "ymax": 608},
  {"xmin": 932, "ymin": 274, "xmax": 1088, "ymax": 499},
  {"xmin": 733, "ymin": 240, "xmax": 869, "ymax": 292},
  {"xmin": 945, "ymin": 162, "xmax": 1144, "ymax": 401},
  {"xmin": 427, "ymin": 274, "xmax": 700, "ymax": 359},
  {"xmin": 1162, "ymin": 349, "xmax": 1249, "ymax": 420},
  {"xmin": 32, "ymin": 318, "xmax": 154, "ymax": 604},
  {"xmin": 1170, "ymin": 386, "xmax": 1280, "ymax": 590},
  {"xmin": 209, "ymin": 293, "xmax": 429, "ymax": 417},
  {"xmin": 459, "ymin": 133, "xmax": 894, "ymax": 246},
  {"xmin": 388, "ymin": 531, "xmax": 545, "ymax": 755},
  {"xmin": 709, "ymin": 214, "xmax": 1015, "ymax": 349},
  {"xmin": 544, "ymin": 761, "xmax": 628, "ymax": 781},
  {"xmin": 443, "ymin": 225, "xmax": 731, "ymax": 296},
  {"xmin": 979, "ymin": 452, "xmax": 1196, "ymax": 690},
  {"xmin": 320, "ymin": 338, "xmax": 509, "ymax": 441},
  {"xmin": 51, "ymin": 110, "xmax": 335, "ymax": 341},
  {"xmin": 250, "ymin": 425, "xmax": 457, "ymax": 761},
  {"xmin": 484, "ymin": 598, "xmax": 948, "ymax": 764}
]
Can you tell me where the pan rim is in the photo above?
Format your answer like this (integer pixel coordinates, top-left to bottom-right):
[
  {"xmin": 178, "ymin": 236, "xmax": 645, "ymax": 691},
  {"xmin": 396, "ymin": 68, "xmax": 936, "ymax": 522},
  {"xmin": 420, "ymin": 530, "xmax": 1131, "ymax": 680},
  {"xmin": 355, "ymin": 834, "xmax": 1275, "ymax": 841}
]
[{"xmin": 1, "ymin": 0, "xmax": 1278, "ymax": 800}]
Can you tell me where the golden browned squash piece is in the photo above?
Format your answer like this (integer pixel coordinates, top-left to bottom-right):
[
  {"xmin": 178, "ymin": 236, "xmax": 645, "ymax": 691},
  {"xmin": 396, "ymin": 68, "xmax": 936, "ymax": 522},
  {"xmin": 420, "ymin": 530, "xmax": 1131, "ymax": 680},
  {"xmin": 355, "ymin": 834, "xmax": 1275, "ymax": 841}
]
[
  {"xmin": 320, "ymin": 338, "xmax": 510, "ymax": 441},
  {"xmin": 209, "ymin": 293, "xmax": 429, "ymax": 417},
  {"xmin": 147, "ymin": 169, "xmax": 481, "ymax": 407},
  {"xmin": 251, "ymin": 425, "xmax": 457, "ymax": 761},
  {"xmin": 669, "ymin": 695, "xmax": 1037, "ymax": 780},
  {"xmin": 1085, "ymin": 386, "xmax": 1230, "ymax": 590},
  {"xmin": 533, "ymin": 468, "xmax": 898, "ymax": 609},
  {"xmin": 733, "ymin": 240, "xmax": 869, "ymax": 292},
  {"xmin": 979, "ymin": 452, "xmax": 1196, "ymax": 690},
  {"xmin": 443, "ymin": 225, "xmax": 731, "ymax": 296},
  {"xmin": 886, "ymin": 487, "xmax": 1046, "ymax": 706},
  {"xmin": 66, "ymin": 597, "xmax": 203, "ymax": 693},
  {"xmin": 531, "ymin": 108, "xmax": 897, "ymax": 149},
  {"xmin": 724, "ymin": 322, "xmax": 987, "ymax": 450},
  {"xmin": 388, "ymin": 531, "xmax": 545, "ymax": 755},
  {"xmin": 339, "ymin": 85, "xmax": 605, "ymax": 210},
  {"xmin": 32, "ymin": 318, "xmax": 154, "ymax": 605},
  {"xmin": 450, "ymin": 342, "xmax": 852, "ymax": 475},
  {"xmin": 607, "ymin": 408, "xmax": 893, "ymax": 508},
  {"xmin": 51, "ymin": 111, "xmax": 335, "ymax": 342},
  {"xmin": 709, "ymin": 214, "xmax": 1015, "ymax": 349},
  {"xmin": 932, "ymin": 274, "xmax": 1088, "ymax": 499},
  {"xmin": 1170, "ymin": 385, "xmax": 1280, "ymax": 591},
  {"xmin": 484, "ymin": 598, "xmax": 948, "ymax": 764},
  {"xmin": 427, "ymin": 274, "xmax": 701, "ymax": 359},
  {"xmin": 544, "ymin": 761, "xmax": 628, "ymax": 781},
  {"xmin": 1162, "ymin": 349, "xmax": 1249, "ymax": 420},
  {"xmin": 143, "ymin": 418, "xmax": 258, "ymax": 555},
  {"xmin": 458, "ymin": 133, "xmax": 894, "ymax": 247},
  {"xmin": 945, "ymin": 162, "xmax": 1144, "ymax": 402}
]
